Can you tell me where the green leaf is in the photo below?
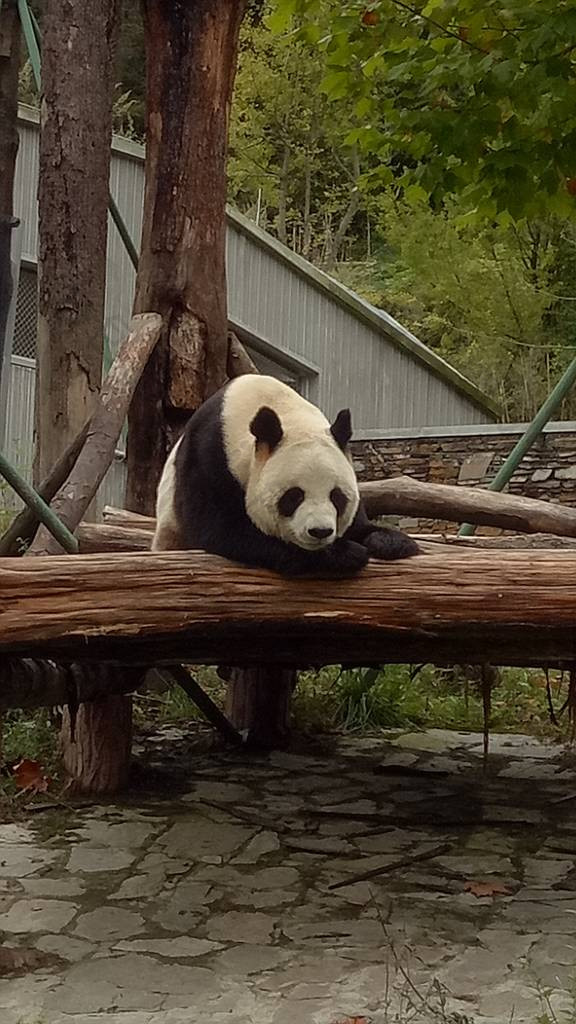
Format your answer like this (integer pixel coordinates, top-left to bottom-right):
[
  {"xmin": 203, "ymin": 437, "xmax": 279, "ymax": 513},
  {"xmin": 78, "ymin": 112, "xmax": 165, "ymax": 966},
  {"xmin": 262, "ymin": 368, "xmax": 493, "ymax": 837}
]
[{"xmin": 403, "ymin": 183, "xmax": 429, "ymax": 205}]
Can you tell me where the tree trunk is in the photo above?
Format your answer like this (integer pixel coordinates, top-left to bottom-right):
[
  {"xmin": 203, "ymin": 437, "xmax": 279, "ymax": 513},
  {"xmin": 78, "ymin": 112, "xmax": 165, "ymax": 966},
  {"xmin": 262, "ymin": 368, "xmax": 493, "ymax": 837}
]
[
  {"xmin": 324, "ymin": 148, "xmax": 361, "ymax": 272},
  {"xmin": 276, "ymin": 146, "xmax": 290, "ymax": 248},
  {"xmin": 35, "ymin": 0, "xmax": 120, "ymax": 481},
  {"xmin": 0, "ymin": 0, "xmax": 20, "ymax": 768},
  {"xmin": 226, "ymin": 667, "xmax": 296, "ymax": 750},
  {"xmin": 0, "ymin": 0, "xmax": 20, "ymax": 395},
  {"xmin": 302, "ymin": 159, "xmax": 312, "ymax": 259},
  {"xmin": 36, "ymin": 0, "xmax": 123, "ymax": 794},
  {"xmin": 126, "ymin": 0, "xmax": 247, "ymax": 515},
  {"xmin": 123, "ymin": 1, "xmax": 300, "ymax": 752}
]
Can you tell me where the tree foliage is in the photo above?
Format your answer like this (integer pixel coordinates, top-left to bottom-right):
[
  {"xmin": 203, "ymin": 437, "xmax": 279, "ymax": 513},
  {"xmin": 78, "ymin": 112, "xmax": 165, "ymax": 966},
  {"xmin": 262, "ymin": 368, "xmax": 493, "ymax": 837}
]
[
  {"xmin": 229, "ymin": 23, "xmax": 366, "ymax": 265},
  {"xmin": 270, "ymin": 0, "xmax": 576, "ymax": 221},
  {"xmin": 338, "ymin": 202, "xmax": 576, "ymax": 420}
]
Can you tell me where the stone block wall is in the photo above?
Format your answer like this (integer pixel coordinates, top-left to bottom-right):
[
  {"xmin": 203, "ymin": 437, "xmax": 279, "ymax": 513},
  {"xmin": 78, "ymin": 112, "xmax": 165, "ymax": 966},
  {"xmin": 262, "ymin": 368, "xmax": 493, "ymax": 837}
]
[{"xmin": 350, "ymin": 424, "xmax": 576, "ymax": 534}]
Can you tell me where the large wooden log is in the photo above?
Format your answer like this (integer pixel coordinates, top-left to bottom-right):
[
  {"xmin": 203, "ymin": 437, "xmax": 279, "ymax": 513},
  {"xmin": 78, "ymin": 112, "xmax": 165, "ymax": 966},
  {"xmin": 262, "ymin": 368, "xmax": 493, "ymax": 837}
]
[
  {"xmin": 361, "ymin": 476, "xmax": 576, "ymax": 536},
  {"xmin": 1, "ymin": 549, "xmax": 576, "ymax": 667},
  {"xmin": 29, "ymin": 314, "xmax": 162, "ymax": 557},
  {"xmin": 103, "ymin": 474, "xmax": 576, "ymax": 540}
]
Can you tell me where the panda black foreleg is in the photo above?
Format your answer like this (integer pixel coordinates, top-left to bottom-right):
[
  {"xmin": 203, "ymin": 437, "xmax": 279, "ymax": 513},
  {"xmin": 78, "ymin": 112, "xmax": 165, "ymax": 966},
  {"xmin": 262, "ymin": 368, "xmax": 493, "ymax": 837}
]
[
  {"xmin": 345, "ymin": 501, "xmax": 420, "ymax": 561},
  {"xmin": 199, "ymin": 513, "xmax": 368, "ymax": 578}
]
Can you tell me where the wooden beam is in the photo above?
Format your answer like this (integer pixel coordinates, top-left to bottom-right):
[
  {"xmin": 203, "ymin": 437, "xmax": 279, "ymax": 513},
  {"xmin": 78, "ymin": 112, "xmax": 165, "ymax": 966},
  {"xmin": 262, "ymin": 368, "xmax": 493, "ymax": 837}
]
[
  {"xmin": 1, "ymin": 549, "xmax": 576, "ymax": 668},
  {"xmin": 77, "ymin": 522, "xmax": 152, "ymax": 553}
]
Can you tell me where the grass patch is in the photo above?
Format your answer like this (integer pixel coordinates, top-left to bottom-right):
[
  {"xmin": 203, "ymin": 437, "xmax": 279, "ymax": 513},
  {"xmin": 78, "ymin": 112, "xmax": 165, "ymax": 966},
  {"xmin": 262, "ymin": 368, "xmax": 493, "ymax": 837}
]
[
  {"xmin": 2, "ymin": 709, "xmax": 58, "ymax": 767},
  {"xmin": 292, "ymin": 664, "xmax": 571, "ymax": 739}
]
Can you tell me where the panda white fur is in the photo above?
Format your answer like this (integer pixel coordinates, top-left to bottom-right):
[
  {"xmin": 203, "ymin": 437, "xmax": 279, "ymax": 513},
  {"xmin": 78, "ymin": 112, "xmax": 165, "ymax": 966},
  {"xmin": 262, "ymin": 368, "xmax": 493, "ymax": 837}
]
[{"xmin": 153, "ymin": 374, "xmax": 419, "ymax": 576}]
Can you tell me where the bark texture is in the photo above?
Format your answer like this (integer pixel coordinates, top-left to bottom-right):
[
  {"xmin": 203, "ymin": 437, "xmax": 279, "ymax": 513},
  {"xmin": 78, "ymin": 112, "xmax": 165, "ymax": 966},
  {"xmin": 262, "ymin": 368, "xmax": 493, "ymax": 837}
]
[
  {"xmin": 0, "ymin": 0, "xmax": 20, "ymax": 378},
  {"xmin": 36, "ymin": 0, "xmax": 124, "ymax": 794},
  {"xmin": 126, "ymin": 0, "xmax": 247, "ymax": 514},
  {"xmin": 360, "ymin": 476, "xmax": 576, "ymax": 536},
  {"xmin": 61, "ymin": 696, "xmax": 133, "ymax": 795},
  {"xmin": 3, "ymin": 549, "xmax": 576, "ymax": 667},
  {"xmin": 36, "ymin": 0, "xmax": 120, "ymax": 480}
]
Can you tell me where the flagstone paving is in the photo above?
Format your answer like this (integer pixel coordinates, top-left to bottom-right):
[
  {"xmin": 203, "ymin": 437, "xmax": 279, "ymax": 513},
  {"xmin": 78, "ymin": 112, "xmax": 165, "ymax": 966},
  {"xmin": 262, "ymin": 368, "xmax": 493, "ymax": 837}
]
[{"xmin": 1, "ymin": 727, "xmax": 576, "ymax": 1023}]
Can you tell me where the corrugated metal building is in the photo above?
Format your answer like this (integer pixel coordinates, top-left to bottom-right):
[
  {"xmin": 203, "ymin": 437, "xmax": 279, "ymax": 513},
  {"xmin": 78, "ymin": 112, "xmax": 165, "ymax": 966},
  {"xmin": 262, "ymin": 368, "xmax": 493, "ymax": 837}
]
[{"xmin": 2, "ymin": 105, "xmax": 497, "ymax": 512}]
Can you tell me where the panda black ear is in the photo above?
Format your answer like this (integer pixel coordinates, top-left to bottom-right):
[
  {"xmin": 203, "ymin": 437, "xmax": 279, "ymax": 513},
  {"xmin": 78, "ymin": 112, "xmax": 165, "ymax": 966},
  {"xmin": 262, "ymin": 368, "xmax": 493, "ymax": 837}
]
[
  {"xmin": 330, "ymin": 409, "xmax": 352, "ymax": 450},
  {"xmin": 250, "ymin": 406, "xmax": 284, "ymax": 453}
]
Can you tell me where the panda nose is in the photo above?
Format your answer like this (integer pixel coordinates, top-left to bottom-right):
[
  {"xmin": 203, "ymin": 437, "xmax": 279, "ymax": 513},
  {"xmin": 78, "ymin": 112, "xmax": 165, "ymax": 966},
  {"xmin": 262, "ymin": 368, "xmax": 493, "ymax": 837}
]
[{"xmin": 308, "ymin": 527, "xmax": 333, "ymax": 540}]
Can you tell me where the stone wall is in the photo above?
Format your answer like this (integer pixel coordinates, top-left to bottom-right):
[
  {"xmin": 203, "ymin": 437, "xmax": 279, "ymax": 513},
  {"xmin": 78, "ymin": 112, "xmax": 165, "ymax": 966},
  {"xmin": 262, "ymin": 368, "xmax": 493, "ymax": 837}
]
[{"xmin": 350, "ymin": 423, "xmax": 576, "ymax": 534}]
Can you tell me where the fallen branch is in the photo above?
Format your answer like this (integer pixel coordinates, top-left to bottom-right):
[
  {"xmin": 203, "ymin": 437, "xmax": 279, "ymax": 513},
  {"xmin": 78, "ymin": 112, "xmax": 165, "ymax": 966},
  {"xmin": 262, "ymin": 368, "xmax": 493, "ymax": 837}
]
[
  {"xmin": 28, "ymin": 313, "xmax": 162, "ymax": 557},
  {"xmin": 2, "ymin": 548, "xmax": 576, "ymax": 667},
  {"xmin": 328, "ymin": 842, "xmax": 453, "ymax": 890}
]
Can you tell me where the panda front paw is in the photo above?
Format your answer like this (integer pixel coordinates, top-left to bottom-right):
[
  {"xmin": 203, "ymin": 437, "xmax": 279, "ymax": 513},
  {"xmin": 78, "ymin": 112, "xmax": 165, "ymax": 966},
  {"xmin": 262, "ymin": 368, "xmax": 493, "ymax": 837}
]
[
  {"xmin": 364, "ymin": 527, "xmax": 420, "ymax": 561},
  {"xmin": 322, "ymin": 539, "xmax": 369, "ymax": 577}
]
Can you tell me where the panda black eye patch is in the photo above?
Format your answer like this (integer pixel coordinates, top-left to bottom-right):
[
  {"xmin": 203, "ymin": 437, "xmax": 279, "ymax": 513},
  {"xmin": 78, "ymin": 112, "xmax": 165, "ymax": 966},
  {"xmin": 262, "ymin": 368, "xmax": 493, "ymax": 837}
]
[
  {"xmin": 278, "ymin": 487, "xmax": 305, "ymax": 517},
  {"xmin": 330, "ymin": 487, "xmax": 348, "ymax": 515}
]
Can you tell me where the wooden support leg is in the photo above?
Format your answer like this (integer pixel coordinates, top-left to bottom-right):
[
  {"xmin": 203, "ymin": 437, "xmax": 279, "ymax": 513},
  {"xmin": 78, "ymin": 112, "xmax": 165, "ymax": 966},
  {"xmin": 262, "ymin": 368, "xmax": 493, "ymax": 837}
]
[
  {"xmin": 225, "ymin": 667, "xmax": 297, "ymax": 751},
  {"xmin": 61, "ymin": 695, "xmax": 133, "ymax": 795}
]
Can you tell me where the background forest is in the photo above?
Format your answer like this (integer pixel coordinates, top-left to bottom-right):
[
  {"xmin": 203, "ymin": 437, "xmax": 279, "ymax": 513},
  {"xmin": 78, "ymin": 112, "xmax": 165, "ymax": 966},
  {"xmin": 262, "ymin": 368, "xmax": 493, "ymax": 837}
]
[{"xmin": 22, "ymin": 0, "xmax": 576, "ymax": 422}]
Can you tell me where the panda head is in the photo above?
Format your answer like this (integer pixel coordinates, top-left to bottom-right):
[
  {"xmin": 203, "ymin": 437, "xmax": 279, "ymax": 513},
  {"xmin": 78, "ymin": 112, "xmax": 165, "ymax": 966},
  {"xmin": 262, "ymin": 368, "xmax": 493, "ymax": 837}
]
[{"xmin": 245, "ymin": 405, "xmax": 359, "ymax": 551}]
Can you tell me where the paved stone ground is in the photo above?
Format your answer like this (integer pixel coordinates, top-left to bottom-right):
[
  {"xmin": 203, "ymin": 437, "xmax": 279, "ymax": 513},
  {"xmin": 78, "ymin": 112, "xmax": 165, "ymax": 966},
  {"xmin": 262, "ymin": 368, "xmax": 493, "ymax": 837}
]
[{"xmin": 1, "ymin": 727, "xmax": 576, "ymax": 1024}]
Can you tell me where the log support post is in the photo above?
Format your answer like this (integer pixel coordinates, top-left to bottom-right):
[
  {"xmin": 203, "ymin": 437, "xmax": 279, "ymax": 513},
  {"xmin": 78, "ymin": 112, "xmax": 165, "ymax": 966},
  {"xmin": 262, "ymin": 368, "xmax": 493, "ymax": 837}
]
[{"xmin": 224, "ymin": 667, "xmax": 297, "ymax": 750}]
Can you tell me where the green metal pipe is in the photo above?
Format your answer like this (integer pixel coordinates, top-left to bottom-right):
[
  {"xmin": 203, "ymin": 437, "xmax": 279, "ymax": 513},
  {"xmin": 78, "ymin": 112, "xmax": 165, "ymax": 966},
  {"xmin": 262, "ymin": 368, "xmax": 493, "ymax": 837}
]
[
  {"xmin": 17, "ymin": 0, "xmax": 139, "ymax": 271},
  {"xmin": 0, "ymin": 452, "xmax": 79, "ymax": 554},
  {"xmin": 17, "ymin": 0, "xmax": 40, "ymax": 90},
  {"xmin": 108, "ymin": 192, "xmax": 139, "ymax": 271},
  {"xmin": 459, "ymin": 354, "xmax": 576, "ymax": 536}
]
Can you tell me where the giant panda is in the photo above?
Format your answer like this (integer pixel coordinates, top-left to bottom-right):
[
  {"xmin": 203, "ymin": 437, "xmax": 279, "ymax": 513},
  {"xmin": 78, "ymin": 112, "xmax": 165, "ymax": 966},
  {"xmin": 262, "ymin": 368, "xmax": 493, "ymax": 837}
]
[{"xmin": 152, "ymin": 374, "xmax": 419, "ymax": 576}]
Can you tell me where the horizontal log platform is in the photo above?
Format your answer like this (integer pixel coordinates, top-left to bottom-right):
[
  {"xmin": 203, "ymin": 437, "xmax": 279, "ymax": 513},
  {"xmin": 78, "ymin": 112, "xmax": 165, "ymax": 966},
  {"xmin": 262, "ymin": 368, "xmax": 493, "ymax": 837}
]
[{"xmin": 1, "ymin": 549, "xmax": 576, "ymax": 668}]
